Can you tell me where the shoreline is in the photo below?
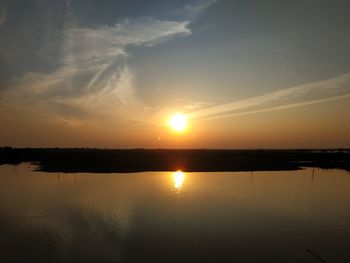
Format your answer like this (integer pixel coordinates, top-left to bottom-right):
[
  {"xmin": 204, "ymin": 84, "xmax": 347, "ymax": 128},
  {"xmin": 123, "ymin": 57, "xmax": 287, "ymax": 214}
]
[{"xmin": 1, "ymin": 148, "xmax": 349, "ymax": 173}]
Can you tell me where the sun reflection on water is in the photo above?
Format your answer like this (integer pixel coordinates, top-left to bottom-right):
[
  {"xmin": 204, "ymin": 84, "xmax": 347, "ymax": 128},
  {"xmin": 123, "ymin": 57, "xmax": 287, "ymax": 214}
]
[{"xmin": 172, "ymin": 170, "xmax": 185, "ymax": 190}]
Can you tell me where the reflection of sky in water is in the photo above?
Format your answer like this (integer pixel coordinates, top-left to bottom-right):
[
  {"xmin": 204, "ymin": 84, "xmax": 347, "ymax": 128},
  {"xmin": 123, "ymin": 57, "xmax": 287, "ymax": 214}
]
[{"xmin": 0, "ymin": 164, "xmax": 350, "ymax": 262}]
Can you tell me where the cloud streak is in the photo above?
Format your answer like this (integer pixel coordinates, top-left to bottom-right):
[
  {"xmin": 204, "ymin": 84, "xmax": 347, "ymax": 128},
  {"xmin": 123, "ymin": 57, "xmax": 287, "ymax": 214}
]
[
  {"xmin": 197, "ymin": 93, "xmax": 350, "ymax": 122},
  {"xmin": 0, "ymin": 101, "xmax": 82, "ymax": 126},
  {"xmin": 183, "ymin": 0, "xmax": 218, "ymax": 18},
  {"xmin": 187, "ymin": 72, "xmax": 350, "ymax": 121}
]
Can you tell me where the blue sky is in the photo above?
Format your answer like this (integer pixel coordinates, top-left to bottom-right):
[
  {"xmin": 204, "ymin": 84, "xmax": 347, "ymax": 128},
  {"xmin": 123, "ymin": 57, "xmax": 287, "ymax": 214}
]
[{"xmin": 0, "ymin": 0, "xmax": 350, "ymax": 147}]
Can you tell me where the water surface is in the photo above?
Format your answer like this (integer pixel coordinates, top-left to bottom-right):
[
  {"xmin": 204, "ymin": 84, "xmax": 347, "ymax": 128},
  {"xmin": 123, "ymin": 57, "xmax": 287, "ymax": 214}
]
[{"xmin": 0, "ymin": 164, "xmax": 350, "ymax": 262}]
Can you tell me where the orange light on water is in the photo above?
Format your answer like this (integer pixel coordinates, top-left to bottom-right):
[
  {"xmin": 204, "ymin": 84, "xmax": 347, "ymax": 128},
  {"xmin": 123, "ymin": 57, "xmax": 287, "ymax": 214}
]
[{"xmin": 172, "ymin": 170, "xmax": 185, "ymax": 189}]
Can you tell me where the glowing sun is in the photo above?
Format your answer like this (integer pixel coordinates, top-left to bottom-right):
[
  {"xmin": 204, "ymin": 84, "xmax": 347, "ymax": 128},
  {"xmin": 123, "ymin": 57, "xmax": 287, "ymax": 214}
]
[{"xmin": 168, "ymin": 113, "xmax": 188, "ymax": 132}]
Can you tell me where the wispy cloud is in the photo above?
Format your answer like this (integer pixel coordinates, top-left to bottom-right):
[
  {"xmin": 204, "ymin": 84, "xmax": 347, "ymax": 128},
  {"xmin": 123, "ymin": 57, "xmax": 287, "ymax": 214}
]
[
  {"xmin": 186, "ymin": 72, "xmax": 350, "ymax": 121},
  {"xmin": 1, "ymin": 0, "xmax": 220, "ymax": 129},
  {"xmin": 182, "ymin": 0, "xmax": 218, "ymax": 19},
  {"xmin": 2, "ymin": 17, "xmax": 191, "ymax": 125}
]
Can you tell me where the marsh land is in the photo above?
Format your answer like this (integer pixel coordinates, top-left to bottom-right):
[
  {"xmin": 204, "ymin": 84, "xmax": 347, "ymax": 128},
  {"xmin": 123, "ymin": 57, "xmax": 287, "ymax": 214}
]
[{"xmin": 0, "ymin": 147, "xmax": 349, "ymax": 173}]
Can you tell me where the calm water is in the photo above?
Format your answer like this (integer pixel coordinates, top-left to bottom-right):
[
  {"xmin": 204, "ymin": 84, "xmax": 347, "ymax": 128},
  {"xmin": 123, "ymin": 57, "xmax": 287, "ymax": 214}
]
[{"xmin": 0, "ymin": 164, "xmax": 350, "ymax": 262}]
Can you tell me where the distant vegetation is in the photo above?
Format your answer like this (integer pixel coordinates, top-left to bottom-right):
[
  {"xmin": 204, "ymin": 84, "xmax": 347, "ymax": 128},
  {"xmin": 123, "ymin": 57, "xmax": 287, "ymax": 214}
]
[{"xmin": 0, "ymin": 147, "xmax": 349, "ymax": 173}]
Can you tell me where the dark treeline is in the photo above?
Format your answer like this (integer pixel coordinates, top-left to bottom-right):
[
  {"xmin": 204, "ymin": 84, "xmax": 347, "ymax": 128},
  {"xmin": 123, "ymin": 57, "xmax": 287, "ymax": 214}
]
[{"xmin": 0, "ymin": 147, "xmax": 349, "ymax": 173}]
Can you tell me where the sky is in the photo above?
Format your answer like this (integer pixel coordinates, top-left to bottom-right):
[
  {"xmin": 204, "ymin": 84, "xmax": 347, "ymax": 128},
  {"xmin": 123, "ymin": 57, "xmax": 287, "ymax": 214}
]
[{"xmin": 0, "ymin": 0, "xmax": 350, "ymax": 148}]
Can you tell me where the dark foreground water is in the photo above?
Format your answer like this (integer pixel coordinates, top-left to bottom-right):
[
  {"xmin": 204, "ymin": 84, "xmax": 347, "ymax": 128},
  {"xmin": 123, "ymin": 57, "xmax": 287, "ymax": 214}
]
[{"xmin": 0, "ymin": 164, "xmax": 349, "ymax": 263}]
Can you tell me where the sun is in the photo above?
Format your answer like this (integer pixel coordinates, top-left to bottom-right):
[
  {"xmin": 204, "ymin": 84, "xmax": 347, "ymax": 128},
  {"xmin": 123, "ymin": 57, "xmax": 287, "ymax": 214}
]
[{"xmin": 168, "ymin": 113, "xmax": 188, "ymax": 132}]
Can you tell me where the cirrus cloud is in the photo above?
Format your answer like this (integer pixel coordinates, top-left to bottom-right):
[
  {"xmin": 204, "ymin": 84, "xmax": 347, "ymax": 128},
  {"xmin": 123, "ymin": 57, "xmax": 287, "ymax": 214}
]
[{"xmin": 2, "ymin": 17, "xmax": 191, "ymax": 125}]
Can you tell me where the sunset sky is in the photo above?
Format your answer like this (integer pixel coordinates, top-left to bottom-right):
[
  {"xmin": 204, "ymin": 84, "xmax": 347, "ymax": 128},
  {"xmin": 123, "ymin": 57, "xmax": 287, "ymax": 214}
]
[{"xmin": 0, "ymin": 0, "xmax": 350, "ymax": 148}]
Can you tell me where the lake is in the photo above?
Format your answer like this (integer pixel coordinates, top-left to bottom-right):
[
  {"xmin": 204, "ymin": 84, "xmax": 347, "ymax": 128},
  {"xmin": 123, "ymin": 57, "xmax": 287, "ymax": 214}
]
[{"xmin": 0, "ymin": 163, "xmax": 349, "ymax": 262}]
